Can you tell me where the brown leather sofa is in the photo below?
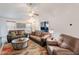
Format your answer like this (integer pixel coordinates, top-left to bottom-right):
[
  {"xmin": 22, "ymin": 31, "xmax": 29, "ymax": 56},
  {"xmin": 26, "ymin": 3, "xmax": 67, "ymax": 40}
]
[
  {"xmin": 7, "ymin": 30, "xmax": 26, "ymax": 43},
  {"xmin": 29, "ymin": 31, "xmax": 51, "ymax": 46},
  {"xmin": 47, "ymin": 34, "xmax": 79, "ymax": 55}
]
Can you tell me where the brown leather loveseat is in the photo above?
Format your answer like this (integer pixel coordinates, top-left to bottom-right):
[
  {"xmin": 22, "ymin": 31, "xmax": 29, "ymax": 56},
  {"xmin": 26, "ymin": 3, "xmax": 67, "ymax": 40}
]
[{"xmin": 47, "ymin": 34, "xmax": 79, "ymax": 55}]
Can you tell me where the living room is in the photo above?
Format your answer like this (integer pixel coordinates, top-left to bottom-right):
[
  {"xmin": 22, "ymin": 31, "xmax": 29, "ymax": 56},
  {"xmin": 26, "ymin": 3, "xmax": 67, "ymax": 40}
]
[{"xmin": 0, "ymin": 3, "xmax": 79, "ymax": 55}]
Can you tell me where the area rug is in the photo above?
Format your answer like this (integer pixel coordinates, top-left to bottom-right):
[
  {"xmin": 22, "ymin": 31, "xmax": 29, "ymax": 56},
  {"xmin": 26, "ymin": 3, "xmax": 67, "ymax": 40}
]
[{"xmin": 10, "ymin": 40, "xmax": 48, "ymax": 55}]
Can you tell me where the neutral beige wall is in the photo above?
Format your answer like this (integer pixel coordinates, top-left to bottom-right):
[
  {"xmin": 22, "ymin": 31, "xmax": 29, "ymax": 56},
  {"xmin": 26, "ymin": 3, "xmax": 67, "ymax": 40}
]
[
  {"xmin": 36, "ymin": 4, "xmax": 79, "ymax": 38},
  {"xmin": 2, "ymin": 3, "xmax": 79, "ymax": 38},
  {"xmin": 16, "ymin": 4, "xmax": 79, "ymax": 38}
]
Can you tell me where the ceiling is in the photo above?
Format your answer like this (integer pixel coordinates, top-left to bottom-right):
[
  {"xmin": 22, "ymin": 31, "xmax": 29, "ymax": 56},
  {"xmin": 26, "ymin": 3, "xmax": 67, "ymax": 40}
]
[
  {"xmin": 0, "ymin": 3, "xmax": 79, "ymax": 20},
  {"xmin": 0, "ymin": 3, "xmax": 30, "ymax": 20}
]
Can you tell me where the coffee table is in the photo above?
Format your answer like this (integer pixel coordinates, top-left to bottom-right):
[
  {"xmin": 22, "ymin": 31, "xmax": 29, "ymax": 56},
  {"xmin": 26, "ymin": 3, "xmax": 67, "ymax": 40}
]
[{"xmin": 12, "ymin": 37, "xmax": 29, "ymax": 50}]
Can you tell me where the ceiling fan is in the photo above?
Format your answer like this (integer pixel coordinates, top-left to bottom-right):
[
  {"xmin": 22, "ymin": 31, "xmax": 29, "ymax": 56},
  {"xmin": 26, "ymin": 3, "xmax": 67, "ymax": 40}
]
[{"xmin": 26, "ymin": 3, "xmax": 39, "ymax": 17}]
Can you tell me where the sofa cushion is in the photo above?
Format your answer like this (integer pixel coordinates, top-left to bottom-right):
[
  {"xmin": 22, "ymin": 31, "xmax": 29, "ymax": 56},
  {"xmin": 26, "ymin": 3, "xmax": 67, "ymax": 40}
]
[
  {"xmin": 55, "ymin": 36, "xmax": 63, "ymax": 46},
  {"xmin": 59, "ymin": 42, "xmax": 70, "ymax": 49},
  {"xmin": 54, "ymin": 46, "xmax": 73, "ymax": 55},
  {"xmin": 35, "ymin": 31, "xmax": 42, "ymax": 37},
  {"xmin": 54, "ymin": 47, "xmax": 74, "ymax": 55},
  {"xmin": 60, "ymin": 34, "xmax": 77, "ymax": 52},
  {"xmin": 31, "ymin": 32, "xmax": 35, "ymax": 35},
  {"xmin": 47, "ymin": 45, "xmax": 74, "ymax": 55},
  {"xmin": 30, "ymin": 35, "xmax": 41, "ymax": 42},
  {"xmin": 47, "ymin": 45, "xmax": 55, "ymax": 55},
  {"xmin": 73, "ymin": 39, "xmax": 79, "ymax": 54}
]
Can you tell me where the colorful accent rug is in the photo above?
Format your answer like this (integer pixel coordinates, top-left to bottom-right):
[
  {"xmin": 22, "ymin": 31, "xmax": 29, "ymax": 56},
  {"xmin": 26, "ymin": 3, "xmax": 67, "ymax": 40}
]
[{"xmin": 10, "ymin": 40, "xmax": 48, "ymax": 55}]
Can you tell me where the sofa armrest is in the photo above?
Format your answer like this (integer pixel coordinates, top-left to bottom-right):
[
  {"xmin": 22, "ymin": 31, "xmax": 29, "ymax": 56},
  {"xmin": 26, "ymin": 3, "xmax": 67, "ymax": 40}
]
[
  {"xmin": 47, "ymin": 41, "xmax": 58, "ymax": 46},
  {"xmin": 46, "ymin": 38, "xmax": 58, "ymax": 46},
  {"xmin": 41, "ymin": 34, "xmax": 51, "ymax": 40}
]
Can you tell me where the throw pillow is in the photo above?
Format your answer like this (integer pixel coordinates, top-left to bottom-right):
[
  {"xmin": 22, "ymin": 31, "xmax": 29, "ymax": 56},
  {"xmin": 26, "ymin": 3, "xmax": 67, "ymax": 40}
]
[{"xmin": 10, "ymin": 32, "xmax": 16, "ymax": 38}]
